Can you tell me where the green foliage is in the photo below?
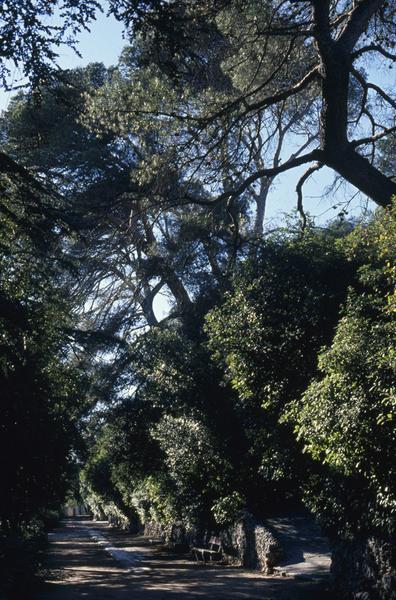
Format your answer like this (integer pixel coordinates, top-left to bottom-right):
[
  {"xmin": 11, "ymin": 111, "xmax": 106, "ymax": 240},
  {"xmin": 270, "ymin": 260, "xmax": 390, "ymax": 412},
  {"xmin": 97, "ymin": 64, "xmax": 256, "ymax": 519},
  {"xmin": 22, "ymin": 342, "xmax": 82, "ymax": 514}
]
[
  {"xmin": 205, "ymin": 228, "xmax": 355, "ymax": 509},
  {"xmin": 80, "ymin": 318, "xmax": 238, "ymax": 528},
  {"xmin": 211, "ymin": 492, "xmax": 245, "ymax": 526},
  {"xmin": 151, "ymin": 414, "xmax": 230, "ymax": 526},
  {"xmin": 287, "ymin": 204, "xmax": 396, "ymax": 537},
  {"xmin": 130, "ymin": 475, "xmax": 176, "ymax": 525},
  {"xmin": 0, "ymin": 519, "xmax": 47, "ymax": 599},
  {"xmin": 0, "ymin": 63, "xmax": 120, "ymax": 197},
  {"xmin": 0, "ymin": 98, "xmax": 93, "ymax": 594},
  {"xmin": 80, "ymin": 224, "xmax": 359, "ymax": 531},
  {"xmin": 0, "ymin": 205, "xmax": 87, "ymax": 528},
  {"xmin": 206, "ymin": 229, "xmax": 353, "ymax": 410},
  {"xmin": 0, "ymin": 0, "xmax": 99, "ymax": 87}
]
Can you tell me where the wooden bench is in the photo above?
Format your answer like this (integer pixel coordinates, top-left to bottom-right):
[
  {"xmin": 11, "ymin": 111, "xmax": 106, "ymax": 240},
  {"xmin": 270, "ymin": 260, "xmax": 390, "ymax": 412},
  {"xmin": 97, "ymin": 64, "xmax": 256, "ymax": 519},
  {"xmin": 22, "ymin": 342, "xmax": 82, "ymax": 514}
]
[{"xmin": 192, "ymin": 536, "xmax": 223, "ymax": 562}]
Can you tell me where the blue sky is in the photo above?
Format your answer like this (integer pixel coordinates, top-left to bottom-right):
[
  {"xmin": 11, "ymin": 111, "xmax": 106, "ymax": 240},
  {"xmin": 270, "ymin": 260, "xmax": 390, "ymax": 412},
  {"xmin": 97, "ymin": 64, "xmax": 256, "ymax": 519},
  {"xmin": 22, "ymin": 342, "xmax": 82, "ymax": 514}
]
[
  {"xmin": 54, "ymin": 11, "xmax": 125, "ymax": 69},
  {"xmin": 0, "ymin": 11, "xmax": 125, "ymax": 111}
]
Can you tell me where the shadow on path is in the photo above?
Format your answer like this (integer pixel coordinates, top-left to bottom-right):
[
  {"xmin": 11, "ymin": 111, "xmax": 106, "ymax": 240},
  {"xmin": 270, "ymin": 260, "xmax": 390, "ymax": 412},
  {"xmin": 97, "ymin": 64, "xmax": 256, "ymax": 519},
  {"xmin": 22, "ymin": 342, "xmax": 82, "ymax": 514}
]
[{"xmin": 38, "ymin": 519, "xmax": 331, "ymax": 600}]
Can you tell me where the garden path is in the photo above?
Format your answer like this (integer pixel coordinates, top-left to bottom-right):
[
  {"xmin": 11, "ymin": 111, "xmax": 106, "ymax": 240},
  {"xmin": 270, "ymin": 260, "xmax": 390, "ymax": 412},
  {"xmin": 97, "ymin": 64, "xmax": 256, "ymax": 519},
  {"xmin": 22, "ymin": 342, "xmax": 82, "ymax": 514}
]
[{"xmin": 38, "ymin": 519, "xmax": 331, "ymax": 600}]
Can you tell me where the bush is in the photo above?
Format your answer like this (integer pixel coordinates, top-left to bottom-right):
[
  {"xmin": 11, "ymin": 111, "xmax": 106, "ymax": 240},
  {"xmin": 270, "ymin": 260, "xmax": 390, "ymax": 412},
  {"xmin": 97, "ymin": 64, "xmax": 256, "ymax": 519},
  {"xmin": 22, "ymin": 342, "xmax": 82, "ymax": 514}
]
[
  {"xmin": 286, "ymin": 205, "xmax": 396, "ymax": 537},
  {"xmin": 211, "ymin": 492, "xmax": 245, "ymax": 525},
  {"xmin": 0, "ymin": 521, "xmax": 47, "ymax": 599}
]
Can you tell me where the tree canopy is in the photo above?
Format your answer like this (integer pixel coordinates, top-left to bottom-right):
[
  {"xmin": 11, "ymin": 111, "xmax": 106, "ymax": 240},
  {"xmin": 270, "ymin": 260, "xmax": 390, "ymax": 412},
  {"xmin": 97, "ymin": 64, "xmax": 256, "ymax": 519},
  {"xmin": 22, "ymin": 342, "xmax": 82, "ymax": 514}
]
[
  {"xmin": 1, "ymin": 1, "xmax": 395, "ymax": 218},
  {"xmin": 80, "ymin": 0, "xmax": 396, "ymax": 214},
  {"xmin": 0, "ymin": 6, "xmax": 395, "ymax": 599}
]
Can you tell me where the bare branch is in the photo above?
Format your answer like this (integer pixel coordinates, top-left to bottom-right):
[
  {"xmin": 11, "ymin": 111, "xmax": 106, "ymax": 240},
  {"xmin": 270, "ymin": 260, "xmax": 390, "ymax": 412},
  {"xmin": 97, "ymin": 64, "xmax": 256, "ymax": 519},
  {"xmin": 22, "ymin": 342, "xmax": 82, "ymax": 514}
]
[
  {"xmin": 184, "ymin": 149, "xmax": 323, "ymax": 206},
  {"xmin": 351, "ymin": 67, "xmax": 396, "ymax": 111},
  {"xmin": 296, "ymin": 162, "xmax": 324, "ymax": 229},
  {"xmin": 352, "ymin": 44, "xmax": 396, "ymax": 61},
  {"xmin": 351, "ymin": 124, "xmax": 396, "ymax": 148}
]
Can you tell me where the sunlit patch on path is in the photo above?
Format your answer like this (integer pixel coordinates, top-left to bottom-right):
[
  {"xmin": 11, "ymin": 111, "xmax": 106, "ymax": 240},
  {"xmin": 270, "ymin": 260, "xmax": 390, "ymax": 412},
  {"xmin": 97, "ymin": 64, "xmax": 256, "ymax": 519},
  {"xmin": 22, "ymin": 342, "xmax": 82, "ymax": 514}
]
[{"xmin": 84, "ymin": 526, "xmax": 152, "ymax": 572}]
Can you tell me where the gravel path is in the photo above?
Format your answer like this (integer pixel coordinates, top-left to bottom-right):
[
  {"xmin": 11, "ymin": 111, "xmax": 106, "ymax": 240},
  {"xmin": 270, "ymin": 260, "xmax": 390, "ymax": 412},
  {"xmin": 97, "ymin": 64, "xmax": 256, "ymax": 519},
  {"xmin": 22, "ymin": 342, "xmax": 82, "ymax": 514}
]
[
  {"xmin": 266, "ymin": 514, "xmax": 332, "ymax": 578},
  {"xmin": 37, "ymin": 519, "xmax": 331, "ymax": 600}
]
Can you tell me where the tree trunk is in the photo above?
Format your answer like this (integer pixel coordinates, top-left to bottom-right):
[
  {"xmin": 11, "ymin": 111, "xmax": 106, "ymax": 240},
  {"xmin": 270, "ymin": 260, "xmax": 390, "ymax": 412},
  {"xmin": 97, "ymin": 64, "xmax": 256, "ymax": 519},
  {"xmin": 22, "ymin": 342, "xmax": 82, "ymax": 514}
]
[
  {"xmin": 253, "ymin": 182, "xmax": 270, "ymax": 237},
  {"xmin": 327, "ymin": 147, "xmax": 396, "ymax": 208},
  {"xmin": 315, "ymin": 19, "xmax": 396, "ymax": 208}
]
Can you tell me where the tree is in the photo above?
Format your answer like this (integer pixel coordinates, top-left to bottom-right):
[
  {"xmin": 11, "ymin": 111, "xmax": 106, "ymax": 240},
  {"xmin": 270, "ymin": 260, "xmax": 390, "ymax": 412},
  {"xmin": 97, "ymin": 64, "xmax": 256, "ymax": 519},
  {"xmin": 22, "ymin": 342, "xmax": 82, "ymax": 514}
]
[
  {"xmin": 0, "ymin": 0, "xmax": 104, "ymax": 203},
  {"xmin": 0, "ymin": 0, "xmax": 100, "ymax": 88},
  {"xmin": 0, "ymin": 66, "xmax": 253, "ymax": 532},
  {"xmin": 0, "ymin": 163, "xmax": 92, "ymax": 596},
  {"xmin": 97, "ymin": 0, "xmax": 396, "ymax": 211},
  {"xmin": 1, "ymin": 60, "xmax": 250, "ymax": 348},
  {"xmin": 286, "ymin": 203, "xmax": 396, "ymax": 538},
  {"xmin": 80, "ymin": 318, "xmax": 242, "ymax": 527},
  {"xmin": 205, "ymin": 223, "xmax": 356, "ymax": 508},
  {"xmin": 2, "ymin": 2, "xmax": 395, "ymax": 218},
  {"xmin": 0, "ymin": 72, "xmax": 104, "ymax": 591},
  {"xmin": 0, "ymin": 182, "xmax": 85, "ymax": 521}
]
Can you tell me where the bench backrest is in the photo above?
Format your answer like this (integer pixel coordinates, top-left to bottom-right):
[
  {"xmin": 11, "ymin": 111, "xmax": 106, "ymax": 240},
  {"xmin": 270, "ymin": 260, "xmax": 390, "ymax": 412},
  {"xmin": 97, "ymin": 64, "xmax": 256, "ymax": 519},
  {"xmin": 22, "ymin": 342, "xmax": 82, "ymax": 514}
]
[{"xmin": 208, "ymin": 536, "xmax": 222, "ymax": 551}]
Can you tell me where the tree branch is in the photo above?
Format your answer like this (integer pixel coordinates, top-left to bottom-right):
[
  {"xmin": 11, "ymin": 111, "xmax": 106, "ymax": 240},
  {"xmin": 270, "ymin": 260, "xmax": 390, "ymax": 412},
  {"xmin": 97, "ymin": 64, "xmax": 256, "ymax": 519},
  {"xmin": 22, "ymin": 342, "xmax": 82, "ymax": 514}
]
[
  {"xmin": 351, "ymin": 67, "xmax": 396, "ymax": 111},
  {"xmin": 184, "ymin": 149, "xmax": 323, "ymax": 206},
  {"xmin": 352, "ymin": 44, "xmax": 396, "ymax": 61},
  {"xmin": 338, "ymin": 0, "xmax": 384, "ymax": 51},
  {"xmin": 351, "ymin": 125, "xmax": 396, "ymax": 148},
  {"xmin": 239, "ymin": 66, "xmax": 319, "ymax": 120},
  {"xmin": 0, "ymin": 151, "xmax": 52, "ymax": 195},
  {"xmin": 296, "ymin": 162, "xmax": 324, "ymax": 229}
]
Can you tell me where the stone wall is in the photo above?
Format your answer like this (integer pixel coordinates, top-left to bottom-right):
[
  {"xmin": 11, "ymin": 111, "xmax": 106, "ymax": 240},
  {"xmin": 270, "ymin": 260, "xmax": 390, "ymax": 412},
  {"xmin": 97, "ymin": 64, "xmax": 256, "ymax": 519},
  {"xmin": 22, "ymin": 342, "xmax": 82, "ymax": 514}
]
[
  {"xmin": 331, "ymin": 537, "xmax": 396, "ymax": 600},
  {"xmin": 220, "ymin": 512, "xmax": 283, "ymax": 574},
  {"xmin": 144, "ymin": 520, "xmax": 171, "ymax": 543},
  {"xmin": 144, "ymin": 512, "xmax": 283, "ymax": 574},
  {"xmin": 255, "ymin": 523, "xmax": 284, "ymax": 572},
  {"xmin": 90, "ymin": 501, "xmax": 140, "ymax": 532},
  {"xmin": 144, "ymin": 520, "xmax": 199, "ymax": 552}
]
